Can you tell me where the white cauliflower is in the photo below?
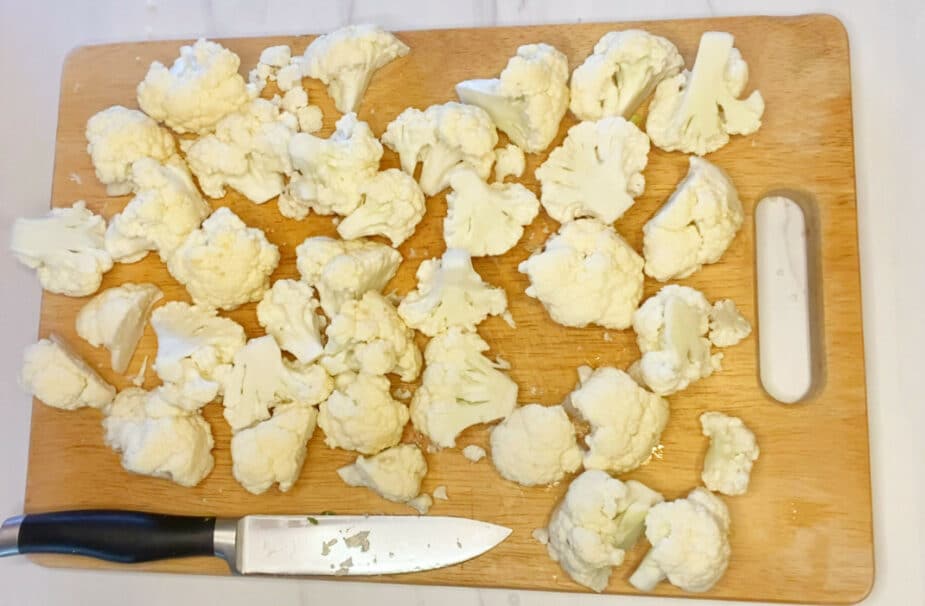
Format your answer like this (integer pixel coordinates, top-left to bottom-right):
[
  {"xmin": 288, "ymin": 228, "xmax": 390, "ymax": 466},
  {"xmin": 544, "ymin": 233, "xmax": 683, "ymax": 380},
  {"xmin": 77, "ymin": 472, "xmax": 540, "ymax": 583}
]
[
  {"xmin": 11, "ymin": 201, "xmax": 113, "ymax": 297},
  {"xmin": 489, "ymin": 404, "xmax": 581, "ymax": 486},
  {"xmin": 167, "ymin": 207, "xmax": 279, "ymax": 311},
  {"xmin": 444, "ymin": 166, "xmax": 539, "ymax": 256},
  {"xmin": 643, "ymin": 156, "xmax": 744, "ymax": 281},
  {"xmin": 493, "ymin": 144, "xmax": 526, "ymax": 182},
  {"xmin": 85, "ymin": 105, "xmax": 176, "ymax": 195},
  {"xmin": 398, "ymin": 248, "xmax": 507, "ymax": 337},
  {"xmin": 321, "ymin": 291, "xmax": 422, "ymax": 382},
  {"xmin": 455, "ymin": 43, "xmax": 569, "ymax": 153},
  {"xmin": 296, "ymin": 105, "xmax": 324, "ymax": 133},
  {"xmin": 318, "ymin": 372, "xmax": 409, "ymax": 454},
  {"xmin": 708, "ymin": 299, "xmax": 752, "ymax": 348},
  {"xmin": 518, "ymin": 219, "xmax": 643, "ymax": 329},
  {"xmin": 75, "ymin": 283, "xmax": 163, "ymax": 373},
  {"xmin": 566, "ymin": 366, "xmax": 669, "ymax": 474},
  {"xmin": 535, "ymin": 117, "xmax": 649, "ymax": 224},
  {"xmin": 295, "ymin": 236, "xmax": 401, "ymax": 316},
  {"xmin": 337, "ymin": 168, "xmax": 426, "ymax": 245},
  {"xmin": 20, "ymin": 336, "xmax": 115, "ymax": 410},
  {"xmin": 462, "ymin": 444, "xmax": 487, "ymax": 462},
  {"xmin": 302, "ymin": 24, "xmax": 410, "ymax": 113},
  {"xmin": 411, "ymin": 328, "xmax": 517, "ymax": 448},
  {"xmin": 546, "ymin": 470, "xmax": 664, "ymax": 592},
  {"xmin": 382, "ymin": 102, "xmax": 498, "ymax": 196},
  {"xmin": 646, "ymin": 31, "xmax": 764, "ymax": 155},
  {"xmin": 337, "ymin": 443, "xmax": 427, "ymax": 504},
  {"xmin": 629, "ymin": 487, "xmax": 731, "ymax": 593},
  {"xmin": 569, "ymin": 30, "xmax": 683, "ymax": 121},
  {"xmin": 700, "ymin": 411, "xmax": 760, "ymax": 496},
  {"xmin": 256, "ymin": 279, "xmax": 325, "ymax": 364},
  {"xmin": 137, "ymin": 38, "xmax": 249, "ymax": 135},
  {"xmin": 247, "ymin": 44, "xmax": 292, "ymax": 94}
]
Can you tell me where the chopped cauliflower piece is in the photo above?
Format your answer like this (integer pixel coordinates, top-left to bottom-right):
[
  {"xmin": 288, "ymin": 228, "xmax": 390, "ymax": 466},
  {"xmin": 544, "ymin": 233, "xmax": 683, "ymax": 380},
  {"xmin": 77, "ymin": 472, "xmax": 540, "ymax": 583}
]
[
  {"xmin": 700, "ymin": 411, "xmax": 760, "ymax": 496},
  {"xmin": 411, "ymin": 328, "xmax": 517, "ymax": 448},
  {"xmin": 646, "ymin": 31, "xmax": 764, "ymax": 155},
  {"xmin": 256, "ymin": 279, "xmax": 325, "ymax": 364},
  {"xmin": 337, "ymin": 443, "xmax": 428, "ymax": 504},
  {"xmin": 444, "ymin": 167, "xmax": 539, "ymax": 256},
  {"xmin": 85, "ymin": 105, "xmax": 176, "ymax": 195},
  {"xmin": 275, "ymin": 63, "xmax": 303, "ymax": 92},
  {"xmin": 432, "ymin": 485, "xmax": 448, "ymax": 500},
  {"xmin": 260, "ymin": 45, "xmax": 291, "ymax": 68},
  {"xmin": 319, "ymin": 372, "xmax": 409, "ymax": 455},
  {"xmin": 535, "ymin": 116, "xmax": 649, "ymax": 224},
  {"xmin": 76, "ymin": 283, "xmax": 163, "ymax": 373},
  {"xmin": 296, "ymin": 105, "xmax": 324, "ymax": 133},
  {"xmin": 493, "ymin": 144, "xmax": 526, "ymax": 182},
  {"xmin": 569, "ymin": 30, "xmax": 683, "ymax": 121},
  {"xmin": 167, "ymin": 207, "xmax": 279, "ymax": 311},
  {"xmin": 337, "ymin": 169, "xmax": 426, "ymax": 246},
  {"xmin": 247, "ymin": 45, "xmax": 291, "ymax": 95},
  {"xmin": 456, "ymin": 43, "xmax": 569, "ymax": 153},
  {"xmin": 708, "ymin": 299, "xmax": 752, "ymax": 347},
  {"xmin": 398, "ymin": 248, "xmax": 507, "ymax": 337},
  {"xmin": 519, "ymin": 219, "xmax": 643, "ymax": 329},
  {"xmin": 566, "ymin": 366, "xmax": 669, "ymax": 473},
  {"xmin": 137, "ymin": 38, "xmax": 249, "ymax": 135},
  {"xmin": 462, "ymin": 444, "xmax": 487, "ymax": 462},
  {"xmin": 20, "ymin": 336, "xmax": 115, "ymax": 410},
  {"xmin": 280, "ymin": 87, "xmax": 308, "ymax": 113},
  {"xmin": 490, "ymin": 404, "xmax": 581, "ymax": 486},
  {"xmin": 643, "ymin": 156, "xmax": 744, "ymax": 281},
  {"xmin": 408, "ymin": 493, "xmax": 433, "ymax": 514}
]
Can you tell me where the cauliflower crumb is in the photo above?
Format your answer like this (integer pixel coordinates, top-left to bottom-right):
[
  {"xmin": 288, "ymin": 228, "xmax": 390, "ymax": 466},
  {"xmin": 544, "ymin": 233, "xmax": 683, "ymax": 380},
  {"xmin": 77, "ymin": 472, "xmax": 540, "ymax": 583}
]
[
  {"xmin": 462, "ymin": 445, "xmax": 487, "ymax": 462},
  {"xmin": 432, "ymin": 485, "xmax": 449, "ymax": 500}
]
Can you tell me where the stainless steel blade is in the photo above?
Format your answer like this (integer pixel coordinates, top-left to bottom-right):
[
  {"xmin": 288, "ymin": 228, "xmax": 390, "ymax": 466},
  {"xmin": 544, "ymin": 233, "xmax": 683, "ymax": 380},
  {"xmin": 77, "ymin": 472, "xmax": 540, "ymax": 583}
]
[{"xmin": 234, "ymin": 514, "xmax": 511, "ymax": 576}]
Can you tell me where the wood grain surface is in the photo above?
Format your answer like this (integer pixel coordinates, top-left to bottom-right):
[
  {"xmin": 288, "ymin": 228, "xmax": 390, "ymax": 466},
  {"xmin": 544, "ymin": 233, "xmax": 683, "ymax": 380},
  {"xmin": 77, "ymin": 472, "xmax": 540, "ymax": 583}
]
[{"xmin": 23, "ymin": 14, "xmax": 873, "ymax": 604}]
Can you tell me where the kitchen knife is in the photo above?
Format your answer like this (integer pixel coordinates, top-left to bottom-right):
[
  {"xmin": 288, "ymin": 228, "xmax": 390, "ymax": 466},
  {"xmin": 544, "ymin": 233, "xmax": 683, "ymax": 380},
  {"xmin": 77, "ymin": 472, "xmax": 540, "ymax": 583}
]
[{"xmin": 0, "ymin": 510, "xmax": 511, "ymax": 575}]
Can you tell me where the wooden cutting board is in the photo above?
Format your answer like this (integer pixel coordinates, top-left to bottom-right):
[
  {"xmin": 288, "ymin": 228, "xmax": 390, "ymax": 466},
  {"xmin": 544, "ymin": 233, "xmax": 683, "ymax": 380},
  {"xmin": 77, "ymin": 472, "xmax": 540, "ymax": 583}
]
[{"xmin": 24, "ymin": 13, "xmax": 873, "ymax": 604}]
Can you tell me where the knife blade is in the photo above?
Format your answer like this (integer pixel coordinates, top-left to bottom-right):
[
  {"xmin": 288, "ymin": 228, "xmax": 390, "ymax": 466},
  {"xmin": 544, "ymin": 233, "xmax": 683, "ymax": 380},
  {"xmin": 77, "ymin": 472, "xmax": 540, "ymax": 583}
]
[{"xmin": 0, "ymin": 510, "xmax": 511, "ymax": 576}]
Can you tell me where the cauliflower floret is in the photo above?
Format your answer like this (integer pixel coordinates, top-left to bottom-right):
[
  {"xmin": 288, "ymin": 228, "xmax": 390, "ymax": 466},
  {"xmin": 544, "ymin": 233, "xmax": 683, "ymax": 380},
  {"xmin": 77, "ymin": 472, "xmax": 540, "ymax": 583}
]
[
  {"xmin": 382, "ymin": 102, "xmax": 498, "ymax": 196},
  {"xmin": 535, "ymin": 117, "xmax": 649, "ymax": 224},
  {"xmin": 629, "ymin": 487, "xmax": 731, "ymax": 593},
  {"xmin": 646, "ymin": 31, "xmax": 764, "ymax": 155},
  {"xmin": 20, "ymin": 336, "xmax": 115, "ymax": 410},
  {"xmin": 643, "ymin": 156, "xmax": 744, "ymax": 281},
  {"xmin": 283, "ymin": 113, "xmax": 383, "ymax": 218},
  {"xmin": 137, "ymin": 38, "xmax": 249, "ymax": 135},
  {"xmin": 490, "ymin": 404, "xmax": 582, "ymax": 486},
  {"xmin": 337, "ymin": 443, "xmax": 427, "ymax": 505},
  {"xmin": 296, "ymin": 105, "xmax": 324, "ymax": 133},
  {"xmin": 302, "ymin": 24, "xmax": 410, "ymax": 114},
  {"xmin": 337, "ymin": 169, "xmax": 426, "ymax": 246},
  {"xmin": 566, "ymin": 366, "xmax": 669, "ymax": 473},
  {"xmin": 222, "ymin": 335, "xmax": 333, "ymax": 432},
  {"xmin": 321, "ymin": 291, "xmax": 422, "ymax": 382},
  {"xmin": 247, "ymin": 45, "xmax": 293, "ymax": 95},
  {"xmin": 700, "ymin": 411, "xmax": 760, "ymax": 496},
  {"xmin": 180, "ymin": 98, "xmax": 296, "ymax": 203},
  {"xmin": 85, "ymin": 105, "xmax": 176, "ymax": 195},
  {"xmin": 256, "ymin": 279, "xmax": 325, "ymax": 364},
  {"xmin": 569, "ymin": 30, "xmax": 684, "ymax": 121},
  {"xmin": 104, "ymin": 158, "xmax": 211, "ymax": 263},
  {"xmin": 295, "ymin": 236, "xmax": 401, "ymax": 316},
  {"xmin": 150, "ymin": 301, "xmax": 246, "ymax": 408},
  {"xmin": 546, "ymin": 470, "xmax": 664, "ymax": 592},
  {"xmin": 518, "ymin": 219, "xmax": 643, "ymax": 329},
  {"xmin": 275, "ymin": 63, "xmax": 303, "ymax": 92},
  {"xmin": 411, "ymin": 328, "xmax": 517, "ymax": 448},
  {"xmin": 444, "ymin": 166, "xmax": 539, "ymax": 256},
  {"xmin": 708, "ymin": 299, "xmax": 752, "ymax": 347},
  {"xmin": 632, "ymin": 285, "xmax": 720, "ymax": 395},
  {"xmin": 279, "ymin": 87, "xmax": 308, "ymax": 113},
  {"xmin": 318, "ymin": 372, "xmax": 409, "ymax": 454},
  {"xmin": 76, "ymin": 283, "xmax": 163, "ymax": 373},
  {"xmin": 102, "ymin": 387, "xmax": 214, "ymax": 487},
  {"xmin": 455, "ymin": 43, "xmax": 569, "ymax": 153},
  {"xmin": 167, "ymin": 207, "xmax": 280, "ymax": 311},
  {"xmin": 398, "ymin": 248, "xmax": 507, "ymax": 337},
  {"xmin": 230, "ymin": 403, "xmax": 318, "ymax": 494},
  {"xmin": 493, "ymin": 144, "xmax": 526, "ymax": 182}
]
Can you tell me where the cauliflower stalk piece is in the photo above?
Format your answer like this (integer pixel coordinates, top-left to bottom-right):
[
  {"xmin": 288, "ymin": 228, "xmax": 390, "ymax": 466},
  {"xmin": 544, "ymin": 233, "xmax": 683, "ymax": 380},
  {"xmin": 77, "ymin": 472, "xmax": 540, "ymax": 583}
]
[
  {"xmin": 643, "ymin": 156, "xmax": 744, "ymax": 281},
  {"xmin": 489, "ymin": 404, "xmax": 582, "ymax": 486},
  {"xmin": 20, "ymin": 336, "xmax": 115, "ymax": 410},
  {"xmin": 382, "ymin": 102, "xmax": 498, "ymax": 196},
  {"xmin": 570, "ymin": 30, "xmax": 684, "ymax": 121},
  {"xmin": 646, "ymin": 31, "xmax": 764, "ymax": 155},
  {"xmin": 11, "ymin": 201, "xmax": 113, "ymax": 297},
  {"xmin": 337, "ymin": 443, "xmax": 428, "ymax": 505},
  {"xmin": 411, "ymin": 328, "xmax": 517, "ymax": 448},
  {"xmin": 398, "ymin": 248, "xmax": 507, "ymax": 337},
  {"xmin": 519, "ymin": 219, "xmax": 643, "ymax": 329},
  {"xmin": 318, "ymin": 372, "xmax": 409, "ymax": 455},
  {"xmin": 76, "ymin": 283, "xmax": 163, "ymax": 373},
  {"xmin": 493, "ymin": 144, "xmax": 526, "ymax": 182},
  {"xmin": 337, "ymin": 169, "xmax": 426, "ymax": 246},
  {"xmin": 444, "ymin": 166, "xmax": 539, "ymax": 256},
  {"xmin": 708, "ymin": 299, "xmax": 752, "ymax": 347},
  {"xmin": 546, "ymin": 470, "xmax": 664, "ymax": 592},
  {"xmin": 302, "ymin": 24, "xmax": 410, "ymax": 114},
  {"xmin": 455, "ymin": 43, "xmax": 569, "ymax": 153},
  {"xmin": 462, "ymin": 444, "xmax": 487, "ymax": 462},
  {"xmin": 700, "ymin": 411, "xmax": 760, "ymax": 496},
  {"xmin": 536, "ymin": 116, "xmax": 649, "ymax": 224},
  {"xmin": 167, "ymin": 207, "xmax": 280, "ymax": 311},
  {"xmin": 256, "ymin": 279, "xmax": 326, "ymax": 364}
]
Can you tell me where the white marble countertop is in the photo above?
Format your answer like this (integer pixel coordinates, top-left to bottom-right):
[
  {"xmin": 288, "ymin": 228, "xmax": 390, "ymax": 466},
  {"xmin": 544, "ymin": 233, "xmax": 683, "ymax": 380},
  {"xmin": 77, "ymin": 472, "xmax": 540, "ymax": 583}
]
[{"xmin": 1, "ymin": 1, "xmax": 922, "ymax": 604}]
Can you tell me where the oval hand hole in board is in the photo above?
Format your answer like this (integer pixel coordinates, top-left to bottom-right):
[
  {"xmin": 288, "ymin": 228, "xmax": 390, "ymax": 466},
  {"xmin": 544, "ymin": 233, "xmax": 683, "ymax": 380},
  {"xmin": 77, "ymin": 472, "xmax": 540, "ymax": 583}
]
[{"xmin": 754, "ymin": 192, "xmax": 826, "ymax": 404}]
